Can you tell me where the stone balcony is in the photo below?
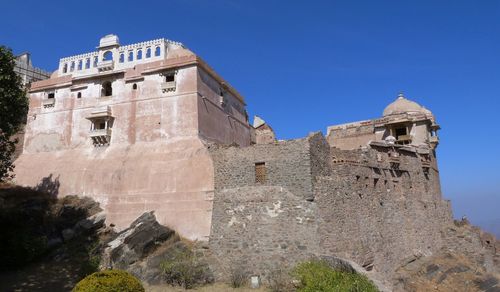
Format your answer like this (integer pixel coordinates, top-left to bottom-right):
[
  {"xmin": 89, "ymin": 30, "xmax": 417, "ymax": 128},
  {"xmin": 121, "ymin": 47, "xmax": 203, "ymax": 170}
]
[
  {"xmin": 161, "ymin": 81, "xmax": 176, "ymax": 93},
  {"xmin": 395, "ymin": 134, "xmax": 412, "ymax": 145},
  {"xmin": 42, "ymin": 98, "xmax": 55, "ymax": 108},
  {"xmin": 97, "ymin": 60, "xmax": 114, "ymax": 72},
  {"xmin": 89, "ymin": 128, "xmax": 112, "ymax": 146}
]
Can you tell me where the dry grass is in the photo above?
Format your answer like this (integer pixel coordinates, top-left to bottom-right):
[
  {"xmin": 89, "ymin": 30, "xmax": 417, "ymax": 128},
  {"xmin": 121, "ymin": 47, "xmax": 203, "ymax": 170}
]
[{"xmin": 145, "ymin": 282, "xmax": 269, "ymax": 292}]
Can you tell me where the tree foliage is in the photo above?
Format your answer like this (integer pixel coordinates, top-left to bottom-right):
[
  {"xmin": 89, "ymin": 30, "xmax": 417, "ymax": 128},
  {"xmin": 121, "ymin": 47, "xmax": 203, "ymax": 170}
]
[{"xmin": 0, "ymin": 46, "xmax": 28, "ymax": 181}]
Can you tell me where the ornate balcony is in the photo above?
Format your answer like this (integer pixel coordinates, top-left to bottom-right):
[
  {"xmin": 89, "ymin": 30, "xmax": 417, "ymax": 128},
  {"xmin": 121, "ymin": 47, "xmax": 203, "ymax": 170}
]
[
  {"xmin": 161, "ymin": 81, "xmax": 176, "ymax": 93},
  {"xmin": 97, "ymin": 60, "xmax": 114, "ymax": 72},
  {"xmin": 89, "ymin": 128, "xmax": 112, "ymax": 146},
  {"xmin": 42, "ymin": 98, "xmax": 55, "ymax": 108},
  {"xmin": 86, "ymin": 106, "xmax": 114, "ymax": 147}
]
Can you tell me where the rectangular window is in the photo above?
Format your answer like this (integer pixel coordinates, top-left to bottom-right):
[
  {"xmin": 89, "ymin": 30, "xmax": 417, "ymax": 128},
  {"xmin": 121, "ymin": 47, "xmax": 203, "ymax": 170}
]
[
  {"xmin": 255, "ymin": 162, "xmax": 267, "ymax": 184},
  {"xmin": 48, "ymin": 92, "xmax": 55, "ymax": 99},
  {"xmin": 165, "ymin": 74, "xmax": 175, "ymax": 82},
  {"xmin": 395, "ymin": 127, "xmax": 407, "ymax": 138}
]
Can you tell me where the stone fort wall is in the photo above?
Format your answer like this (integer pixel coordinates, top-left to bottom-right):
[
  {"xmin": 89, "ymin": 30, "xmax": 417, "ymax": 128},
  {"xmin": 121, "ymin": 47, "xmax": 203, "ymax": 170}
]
[{"xmin": 208, "ymin": 132, "xmax": 453, "ymax": 285}]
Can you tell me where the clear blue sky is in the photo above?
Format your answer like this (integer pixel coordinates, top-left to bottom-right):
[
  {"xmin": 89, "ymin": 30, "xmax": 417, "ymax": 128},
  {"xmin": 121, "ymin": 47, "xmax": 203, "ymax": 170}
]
[{"xmin": 1, "ymin": 1, "xmax": 499, "ymax": 231}]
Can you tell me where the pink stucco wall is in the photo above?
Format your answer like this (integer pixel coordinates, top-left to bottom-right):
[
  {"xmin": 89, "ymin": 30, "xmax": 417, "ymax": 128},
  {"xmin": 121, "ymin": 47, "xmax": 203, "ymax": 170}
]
[{"xmin": 14, "ymin": 53, "xmax": 251, "ymax": 241}]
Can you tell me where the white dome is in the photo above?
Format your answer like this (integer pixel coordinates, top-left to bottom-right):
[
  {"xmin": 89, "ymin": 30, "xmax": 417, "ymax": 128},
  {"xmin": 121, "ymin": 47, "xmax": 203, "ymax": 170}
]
[{"xmin": 383, "ymin": 94, "xmax": 425, "ymax": 116}]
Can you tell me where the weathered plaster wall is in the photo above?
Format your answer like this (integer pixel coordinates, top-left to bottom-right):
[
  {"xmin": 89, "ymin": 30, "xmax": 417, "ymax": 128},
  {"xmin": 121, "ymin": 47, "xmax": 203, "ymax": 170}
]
[
  {"xmin": 15, "ymin": 138, "xmax": 214, "ymax": 241},
  {"xmin": 197, "ymin": 68, "xmax": 251, "ymax": 146},
  {"xmin": 23, "ymin": 65, "xmax": 199, "ymax": 152},
  {"xmin": 15, "ymin": 56, "xmax": 251, "ymax": 241}
]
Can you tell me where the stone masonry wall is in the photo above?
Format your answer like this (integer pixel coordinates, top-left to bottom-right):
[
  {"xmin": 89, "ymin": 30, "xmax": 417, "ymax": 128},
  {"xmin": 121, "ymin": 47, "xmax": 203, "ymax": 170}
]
[
  {"xmin": 208, "ymin": 133, "xmax": 454, "ymax": 287},
  {"xmin": 315, "ymin": 145, "xmax": 453, "ymax": 284},
  {"xmin": 208, "ymin": 186, "xmax": 319, "ymax": 281},
  {"xmin": 208, "ymin": 136, "xmax": 314, "ymax": 200}
]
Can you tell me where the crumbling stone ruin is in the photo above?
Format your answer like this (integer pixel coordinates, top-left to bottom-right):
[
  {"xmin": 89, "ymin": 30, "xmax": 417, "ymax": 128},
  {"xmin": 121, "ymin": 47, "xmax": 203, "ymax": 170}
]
[{"xmin": 13, "ymin": 34, "xmax": 499, "ymax": 290}]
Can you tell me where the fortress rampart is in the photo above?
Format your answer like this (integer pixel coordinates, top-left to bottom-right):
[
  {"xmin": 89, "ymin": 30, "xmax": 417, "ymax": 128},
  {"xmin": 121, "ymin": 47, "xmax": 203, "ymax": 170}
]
[
  {"xmin": 208, "ymin": 132, "xmax": 452, "ymax": 284},
  {"xmin": 14, "ymin": 35, "xmax": 477, "ymax": 289}
]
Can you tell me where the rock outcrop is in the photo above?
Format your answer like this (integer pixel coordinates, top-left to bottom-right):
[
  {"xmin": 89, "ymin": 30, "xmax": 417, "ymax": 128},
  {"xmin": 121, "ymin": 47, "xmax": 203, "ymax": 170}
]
[{"xmin": 101, "ymin": 211, "xmax": 196, "ymax": 285}]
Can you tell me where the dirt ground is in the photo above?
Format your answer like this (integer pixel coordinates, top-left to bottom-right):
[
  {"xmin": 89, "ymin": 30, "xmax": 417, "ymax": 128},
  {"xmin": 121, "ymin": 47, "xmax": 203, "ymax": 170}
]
[{"xmin": 145, "ymin": 283, "xmax": 269, "ymax": 292}]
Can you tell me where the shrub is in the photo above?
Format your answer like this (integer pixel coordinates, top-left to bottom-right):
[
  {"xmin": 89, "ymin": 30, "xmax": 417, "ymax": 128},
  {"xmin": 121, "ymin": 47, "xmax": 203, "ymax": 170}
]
[
  {"xmin": 72, "ymin": 269, "xmax": 144, "ymax": 292},
  {"xmin": 229, "ymin": 264, "xmax": 247, "ymax": 288},
  {"xmin": 268, "ymin": 267, "xmax": 293, "ymax": 292},
  {"xmin": 160, "ymin": 245, "xmax": 211, "ymax": 289},
  {"xmin": 292, "ymin": 260, "xmax": 378, "ymax": 292}
]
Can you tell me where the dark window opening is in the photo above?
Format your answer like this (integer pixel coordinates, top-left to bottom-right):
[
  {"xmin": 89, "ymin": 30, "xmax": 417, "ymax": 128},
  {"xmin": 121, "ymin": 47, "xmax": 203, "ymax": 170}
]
[
  {"xmin": 78, "ymin": 60, "xmax": 83, "ymax": 70},
  {"xmin": 63, "ymin": 63, "xmax": 68, "ymax": 73},
  {"xmin": 93, "ymin": 56, "xmax": 98, "ymax": 67},
  {"xmin": 85, "ymin": 58, "xmax": 90, "ymax": 69},
  {"xmin": 165, "ymin": 74, "xmax": 175, "ymax": 82},
  {"xmin": 119, "ymin": 53, "xmax": 124, "ymax": 63},
  {"xmin": 132, "ymin": 83, "xmax": 138, "ymax": 90},
  {"xmin": 102, "ymin": 81, "xmax": 113, "ymax": 97},
  {"xmin": 395, "ymin": 127, "xmax": 407, "ymax": 138},
  {"xmin": 146, "ymin": 47, "xmax": 151, "ymax": 58},
  {"xmin": 103, "ymin": 51, "xmax": 113, "ymax": 61},
  {"xmin": 48, "ymin": 92, "xmax": 55, "ymax": 99},
  {"xmin": 70, "ymin": 61, "xmax": 75, "ymax": 72},
  {"xmin": 128, "ymin": 51, "xmax": 133, "ymax": 61},
  {"xmin": 77, "ymin": 92, "xmax": 82, "ymax": 98},
  {"xmin": 155, "ymin": 46, "xmax": 161, "ymax": 56},
  {"xmin": 137, "ymin": 50, "xmax": 142, "ymax": 60},
  {"xmin": 255, "ymin": 162, "xmax": 267, "ymax": 184}
]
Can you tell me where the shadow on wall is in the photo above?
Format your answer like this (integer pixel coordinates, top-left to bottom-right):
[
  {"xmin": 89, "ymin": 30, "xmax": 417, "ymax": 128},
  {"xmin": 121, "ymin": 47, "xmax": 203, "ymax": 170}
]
[
  {"xmin": 33, "ymin": 173, "xmax": 60, "ymax": 198},
  {"xmin": 0, "ymin": 174, "xmax": 104, "ymax": 291}
]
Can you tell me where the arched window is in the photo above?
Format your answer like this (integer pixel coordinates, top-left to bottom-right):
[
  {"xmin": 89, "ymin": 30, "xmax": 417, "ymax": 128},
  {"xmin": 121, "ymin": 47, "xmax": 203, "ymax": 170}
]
[
  {"xmin": 132, "ymin": 83, "xmax": 138, "ymax": 90},
  {"xmin": 70, "ymin": 61, "xmax": 75, "ymax": 72},
  {"xmin": 146, "ymin": 47, "xmax": 151, "ymax": 58},
  {"xmin": 155, "ymin": 46, "xmax": 161, "ymax": 56},
  {"xmin": 137, "ymin": 50, "xmax": 142, "ymax": 60},
  {"xmin": 93, "ymin": 56, "xmax": 98, "ymax": 67},
  {"xmin": 78, "ymin": 60, "xmax": 83, "ymax": 70},
  {"xmin": 103, "ymin": 51, "xmax": 113, "ymax": 61},
  {"xmin": 85, "ymin": 58, "xmax": 90, "ymax": 69},
  {"xmin": 77, "ymin": 92, "xmax": 82, "ymax": 98},
  {"xmin": 128, "ymin": 51, "xmax": 134, "ymax": 61},
  {"xmin": 101, "ymin": 81, "xmax": 112, "ymax": 97},
  {"xmin": 62, "ymin": 63, "xmax": 68, "ymax": 73},
  {"xmin": 119, "ymin": 53, "xmax": 124, "ymax": 63}
]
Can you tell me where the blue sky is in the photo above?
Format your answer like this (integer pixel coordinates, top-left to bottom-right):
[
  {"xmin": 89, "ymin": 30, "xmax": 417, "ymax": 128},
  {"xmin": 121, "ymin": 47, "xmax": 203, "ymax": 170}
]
[{"xmin": 1, "ymin": 1, "xmax": 499, "ymax": 231}]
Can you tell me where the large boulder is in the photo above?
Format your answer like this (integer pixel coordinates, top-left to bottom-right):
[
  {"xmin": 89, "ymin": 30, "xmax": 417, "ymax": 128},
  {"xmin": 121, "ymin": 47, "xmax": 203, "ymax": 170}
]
[{"xmin": 101, "ymin": 211, "xmax": 178, "ymax": 284}]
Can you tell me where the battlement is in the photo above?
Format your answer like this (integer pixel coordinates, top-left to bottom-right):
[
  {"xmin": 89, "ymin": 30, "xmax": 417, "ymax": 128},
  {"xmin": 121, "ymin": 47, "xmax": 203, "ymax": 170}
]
[{"xmin": 57, "ymin": 35, "xmax": 184, "ymax": 77}]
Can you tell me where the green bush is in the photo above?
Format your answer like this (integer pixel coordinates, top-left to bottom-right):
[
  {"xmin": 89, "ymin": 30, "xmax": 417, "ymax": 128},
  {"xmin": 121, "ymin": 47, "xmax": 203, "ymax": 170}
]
[
  {"xmin": 72, "ymin": 270, "xmax": 145, "ymax": 292},
  {"xmin": 292, "ymin": 260, "xmax": 378, "ymax": 292},
  {"xmin": 160, "ymin": 245, "xmax": 211, "ymax": 289}
]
